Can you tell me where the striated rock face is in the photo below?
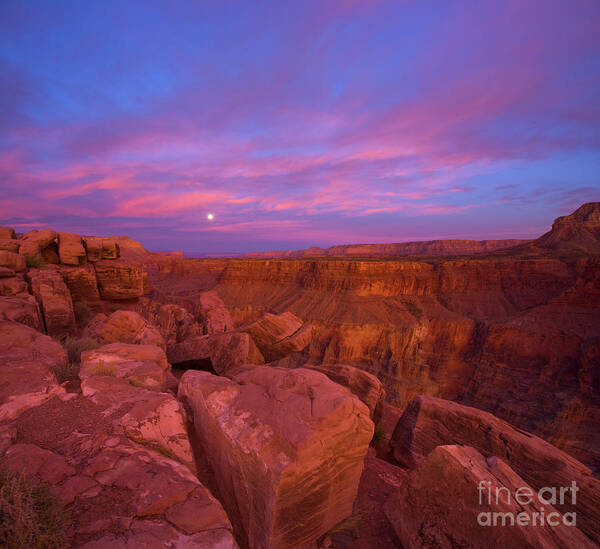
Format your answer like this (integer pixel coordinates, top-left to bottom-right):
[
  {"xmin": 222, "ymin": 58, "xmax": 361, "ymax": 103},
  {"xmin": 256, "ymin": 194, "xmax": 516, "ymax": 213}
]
[
  {"xmin": 27, "ymin": 268, "xmax": 75, "ymax": 337},
  {"xmin": 0, "ymin": 239, "xmax": 19, "ymax": 253},
  {"xmin": 534, "ymin": 202, "xmax": 600, "ymax": 254},
  {"xmin": 390, "ymin": 395, "xmax": 600, "ymax": 543},
  {"xmin": 57, "ymin": 232, "xmax": 87, "ymax": 266},
  {"xmin": 0, "ymin": 250, "xmax": 26, "ymax": 272},
  {"xmin": 0, "ymin": 321, "xmax": 66, "ymax": 422},
  {"xmin": 83, "ymin": 236, "xmax": 120, "ymax": 261},
  {"xmin": 84, "ymin": 310, "xmax": 165, "ymax": 349},
  {"xmin": 0, "ymin": 295, "xmax": 43, "ymax": 330},
  {"xmin": 0, "ymin": 275, "xmax": 28, "ymax": 297},
  {"xmin": 178, "ymin": 366, "xmax": 374, "ymax": 549},
  {"xmin": 20, "ymin": 229, "xmax": 58, "ymax": 262},
  {"xmin": 304, "ymin": 363, "xmax": 386, "ymax": 423},
  {"xmin": 242, "ymin": 311, "xmax": 312, "ymax": 362},
  {"xmin": 245, "ymin": 239, "xmax": 530, "ymax": 258},
  {"xmin": 94, "ymin": 259, "xmax": 147, "ymax": 300},
  {"xmin": 384, "ymin": 445, "xmax": 595, "ymax": 549},
  {"xmin": 80, "ymin": 343, "xmax": 170, "ymax": 391},
  {"xmin": 168, "ymin": 331, "xmax": 264, "ymax": 375}
]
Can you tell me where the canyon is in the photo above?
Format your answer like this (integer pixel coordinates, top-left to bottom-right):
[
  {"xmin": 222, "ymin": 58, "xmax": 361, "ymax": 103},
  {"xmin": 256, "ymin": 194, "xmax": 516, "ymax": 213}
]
[{"xmin": 0, "ymin": 202, "xmax": 598, "ymax": 548}]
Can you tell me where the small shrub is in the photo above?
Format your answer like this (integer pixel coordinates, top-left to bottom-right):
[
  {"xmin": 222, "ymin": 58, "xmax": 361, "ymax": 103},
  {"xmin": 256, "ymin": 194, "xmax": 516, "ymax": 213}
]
[
  {"xmin": 128, "ymin": 378, "xmax": 146, "ymax": 389},
  {"xmin": 91, "ymin": 359, "xmax": 116, "ymax": 376},
  {"xmin": 52, "ymin": 362, "xmax": 80, "ymax": 384},
  {"xmin": 62, "ymin": 337, "xmax": 99, "ymax": 364},
  {"xmin": 371, "ymin": 422, "xmax": 387, "ymax": 446},
  {"xmin": 25, "ymin": 255, "xmax": 45, "ymax": 269},
  {"xmin": 73, "ymin": 301, "xmax": 93, "ymax": 326},
  {"xmin": 402, "ymin": 299, "xmax": 422, "ymax": 320},
  {"xmin": 0, "ymin": 469, "xmax": 70, "ymax": 549}
]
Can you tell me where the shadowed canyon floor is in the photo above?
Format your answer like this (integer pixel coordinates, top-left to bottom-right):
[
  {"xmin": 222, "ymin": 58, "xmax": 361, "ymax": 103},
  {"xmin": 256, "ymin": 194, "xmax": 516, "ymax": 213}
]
[{"xmin": 0, "ymin": 202, "xmax": 599, "ymax": 548}]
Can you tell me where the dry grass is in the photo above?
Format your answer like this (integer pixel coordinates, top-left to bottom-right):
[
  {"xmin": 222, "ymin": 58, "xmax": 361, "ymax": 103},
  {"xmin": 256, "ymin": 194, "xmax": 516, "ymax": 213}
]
[
  {"xmin": 91, "ymin": 359, "xmax": 116, "ymax": 376},
  {"xmin": 62, "ymin": 336, "xmax": 99, "ymax": 364},
  {"xmin": 52, "ymin": 362, "xmax": 80, "ymax": 384},
  {"xmin": 0, "ymin": 470, "xmax": 70, "ymax": 548},
  {"xmin": 73, "ymin": 301, "xmax": 93, "ymax": 327}
]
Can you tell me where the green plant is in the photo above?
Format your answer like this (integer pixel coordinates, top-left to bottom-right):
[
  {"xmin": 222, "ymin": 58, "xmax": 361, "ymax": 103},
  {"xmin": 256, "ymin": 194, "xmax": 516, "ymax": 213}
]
[
  {"xmin": 402, "ymin": 299, "xmax": 423, "ymax": 320},
  {"xmin": 73, "ymin": 301, "xmax": 93, "ymax": 326},
  {"xmin": 52, "ymin": 362, "xmax": 80, "ymax": 384},
  {"xmin": 0, "ymin": 470, "xmax": 70, "ymax": 549},
  {"xmin": 25, "ymin": 255, "xmax": 45, "ymax": 269},
  {"xmin": 371, "ymin": 422, "xmax": 387, "ymax": 446},
  {"xmin": 62, "ymin": 337, "xmax": 99, "ymax": 364},
  {"xmin": 91, "ymin": 359, "xmax": 116, "ymax": 376}
]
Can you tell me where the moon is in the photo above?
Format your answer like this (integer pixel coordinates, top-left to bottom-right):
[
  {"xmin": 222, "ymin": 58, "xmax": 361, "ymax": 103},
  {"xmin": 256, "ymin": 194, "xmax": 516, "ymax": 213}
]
[{"xmin": 207, "ymin": 213, "xmax": 214, "ymax": 220}]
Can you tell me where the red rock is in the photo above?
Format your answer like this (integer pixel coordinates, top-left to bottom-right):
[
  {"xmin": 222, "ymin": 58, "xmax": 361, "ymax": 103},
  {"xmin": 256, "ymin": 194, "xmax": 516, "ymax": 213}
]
[
  {"xmin": 2, "ymin": 443, "xmax": 76, "ymax": 484},
  {"xmin": 156, "ymin": 303, "xmax": 202, "ymax": 344},
  {"xmin": 0, "ymin": 295, "xmax": 43, "ymax": 330},
  {"xmin": 0, "ymin": 321, "xmax": 66, "ymax": 421},
  {"xmin": 389, "ymin": 395, "xmax": 600, "ymax": 543},
  {"xmin": 83, "ymin": 236, "xmax": 120, "ymax": 261},
  {"xmin": 167, "ymin": 331, "xmax": 264, "ymax": 374},
  {"xmin": 58, "ymin": 232, "xmax": 87, "ymax": 265},
  {"xmin": 81, "ymin": 375, "xmax": 195, "ymax": 471},
  {"xmin": 94, "ymin": 260, "xmax": 147, "ymax": 300},
  {"xmin": 60, "ymin": 264, "xmax": 101, "ymax": 302},
  {"xmin": 198, "ymin": 290, "xmax": 233, "ymax": 334},
  {"xmin": 0, "ymin": 267, "xmax": 16, "ymax": 278},
  {"xmin": 0, "ymin": 239, "xmax": 19, "ymax": 253},
  {"xmin": 178, "ymin": 366, "xmax": 373, "ymax": 549},
  {"xmin": 384, "ymin": 445, "xmax": 595, "ymax": 549},
  {"xmin": 80, "ymin": 343, "xmax": 170, "ymax": 391},
  {"xmin": 84, "ymin": 310, "xmax": 165, "ymax": 349},
  {"xmin": 304, "ymin": 363, "xmax": 386, "ymax": 423},
  {"xmin": 0, "ymin": 250, "xmax": 26, "ymax": 272},
  {"xmin": 27, "ymin": 268, "xmax": 75, "ymax": 337},
  {"xmin": 0, "ymin": 226, "xmax": 15, "ymax": 240},
  {"xmin": 21, "ymin": 229, "xmax": 57, "ymax": 249},
  {"xmin": 165, "ymin": 486, "xmax": 232, "ymax": 534},
  {"xmin": 0, "ymin": 276, "xmax": 28, "ymax": 296},
  {"xmin": 242, "ymin": 311, "xmax": 305, "ymax": 360}
]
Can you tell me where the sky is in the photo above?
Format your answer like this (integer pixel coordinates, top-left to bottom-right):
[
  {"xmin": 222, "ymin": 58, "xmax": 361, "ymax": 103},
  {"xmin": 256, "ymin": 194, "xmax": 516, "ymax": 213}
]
[{"xmin": 1, "ymin": 0, "xmax": 599, "ymax": 255}]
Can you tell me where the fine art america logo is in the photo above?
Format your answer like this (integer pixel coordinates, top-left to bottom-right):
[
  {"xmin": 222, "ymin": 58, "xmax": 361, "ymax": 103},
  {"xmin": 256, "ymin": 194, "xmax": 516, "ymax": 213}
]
[{"xmin": 477, "ymin": 478, "xmax": 579, "ymax": 527}]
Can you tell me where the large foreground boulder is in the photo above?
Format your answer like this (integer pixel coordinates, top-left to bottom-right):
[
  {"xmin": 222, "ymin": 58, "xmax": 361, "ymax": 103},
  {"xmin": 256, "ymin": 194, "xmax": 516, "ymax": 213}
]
[
  {"xmin": 93, "ymin": 260, "xmax": 147, "ymax": 300},
  {"xmin": 178, "ymin": 366, "xmax": 374, "ymax": 549},
  {"xmin": 27, "ymin": 268, "xmax": 75, "ymax": 337},
  {"xmin": 384, "ymin": 445, "xmax": 595, "ymax": 549},
  {"xmin": 0, "ymin": 321, "xmax": 66, "ymax": 422},
  {"xmin": 167, "ymin": 331, "xmax": 264, "ymax": 375},
  {"xmin": 304, "ymin": 363, "xmax": 386, "ymax": 423},
  {"xmin": 80, "ymin": 343, "xmax": 170, "ymax": 391},
  {"xmin": 84, "ymin": 310, "xmax": 165, "ymax": 349},
  {"xmin": 390, "ymin": 395, "xmax": 600, "ymax": 543},
  {"xmin": 60, "ymin": 264, "xmax": 101, "ymax": 302}
]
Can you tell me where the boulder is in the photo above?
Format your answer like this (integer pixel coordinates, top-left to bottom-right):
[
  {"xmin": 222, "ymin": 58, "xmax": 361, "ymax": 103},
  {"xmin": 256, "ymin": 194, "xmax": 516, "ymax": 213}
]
[
  {"xmin": 80, "ymin": 343, "xmax": 170, "ymax": 391},
  {"xmin": 243, "ymin": 312, "xmax": 312, "ymax": 361},
  {"xmin": 0, "ymin": 239, "xmax": 19, "ymax": 253},
  {"xmin": 0, "ymin": 276, "xmax": 28, "ymax": 296},
  {"xmin": 21, "ymin": 229, "xmax": 57, "ymax": 249},
  {"xmin": 18, "ymin": 239, "xmax": 42, "ymax": 260},
  {"xmin": 390, "ymin": 395, "xmax": 600, "ymax": 543},
  {"xmin": 304, "ymin": 363, "xmax": 386, "ymax": 423},
  {"xmin": 83, "ymin": 236, "xmax": 120, "ymax": 262},
  {"xmin": 94, "ymin": 260, "xmax": 147, "ymax": 300},
  {"xmin": 197, "ymin": 290, "xmax": 233, "ymax": 334},
  {"xmin": 0, "ymin": 250, "xmax": 26, "ymax": 272},
  {"xmin": 0, "ymin": 295, "xmax": 43, "ymax": 330},
  {"xmin": 41, "ymin": 242, "xmax": 60, "ymax": 264},
  {"xmin": 167, "ymin": 331, "xmax": 264, "ymax": 375},
  {"xmin": 60, "ymin": 264, "xmax": 100, "ymax": 302},
  {"xmin": 27, "ymin": 268, "xmax": 75, "ymax": 337},
  {"xmin": 0, "ymin": 226, "xmax": 15, "ymax": 240},
  {"xmin": 0, "ymin": 267, "xmax": 16, "ymax": 278},
  {"xmin": 384, "ymin": 445, "xmax": 595, "ymax": 549},
  {"xmin": 156, "ymin": 303, "xmax": 202, "ymax": 345},
  {"xmin": 0, "ymin": 321, "xmax": 66, "ymax": 421},
  {"xmin": 58, "ymin": 232, "xmax": 87, "ymax": 266},
  {"xmin": 178, "ymin": 366, "xmax": 374, "ymax": 549},
  {"xmin": 84, "ymin": 310, "xmax": 165, "ymax": 349},
  {"xmin": 81, "ymin": 375, "xmax": 195, "ymax": 472}
]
